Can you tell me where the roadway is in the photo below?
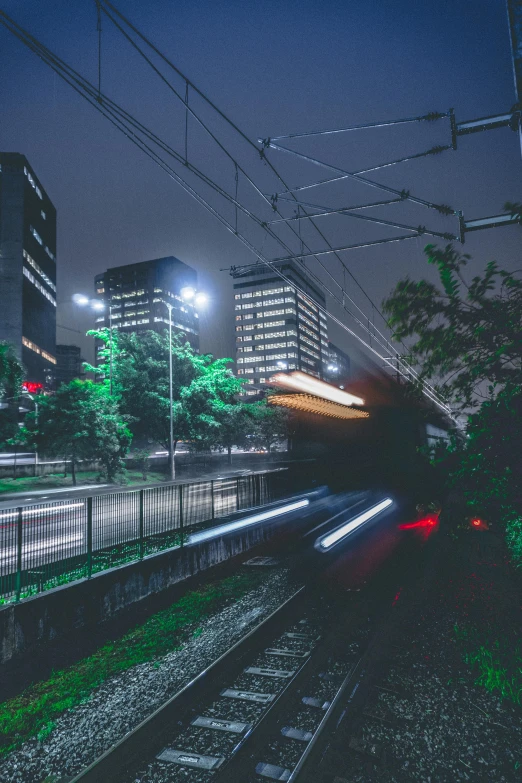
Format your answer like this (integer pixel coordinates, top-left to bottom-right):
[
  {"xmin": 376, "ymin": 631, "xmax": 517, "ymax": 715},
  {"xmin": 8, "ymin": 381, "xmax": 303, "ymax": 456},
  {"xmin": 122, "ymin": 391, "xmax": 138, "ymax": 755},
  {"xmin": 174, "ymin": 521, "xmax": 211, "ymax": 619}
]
[{"xmin": 0, "ymin": 476, "xmax": 269, "ymax": 578}]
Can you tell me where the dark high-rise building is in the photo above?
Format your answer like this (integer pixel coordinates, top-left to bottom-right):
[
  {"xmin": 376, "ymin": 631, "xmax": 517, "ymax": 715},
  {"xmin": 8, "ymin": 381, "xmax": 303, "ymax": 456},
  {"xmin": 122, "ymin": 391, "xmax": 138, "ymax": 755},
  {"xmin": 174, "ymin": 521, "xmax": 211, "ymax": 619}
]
[
  {"xmin": 230, "ymin": 260, "xmax": 329, "ymax": 396},
  {"xmin": 55, "ymin": 344, "xmax": 84, "ymax": 387},
  {"xmin": 0, "ymin": 153, "xmax": 57, "ymax": 385},
  {"xmin": 324, "ymin": 341, "xmax": 351, "ymax": 384},
  {"xmin": 94, "ymin": 256, "xmax": 200, "ymax": 350}
]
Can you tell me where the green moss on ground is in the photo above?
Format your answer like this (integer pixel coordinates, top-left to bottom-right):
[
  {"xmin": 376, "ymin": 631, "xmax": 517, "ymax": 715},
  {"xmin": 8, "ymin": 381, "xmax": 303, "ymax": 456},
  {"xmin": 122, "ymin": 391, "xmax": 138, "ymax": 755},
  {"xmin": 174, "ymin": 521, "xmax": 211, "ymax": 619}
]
[
  {"xmin": 0, "ymin": 471, "xmax": 170, "ymax": 495},
  {"xmin": 454, "ymin": 623, "xmax": 522, "ymax": 706},
  {"xmin": 0, "ymin": 568, "xmax": 267, "ymax": 756}
]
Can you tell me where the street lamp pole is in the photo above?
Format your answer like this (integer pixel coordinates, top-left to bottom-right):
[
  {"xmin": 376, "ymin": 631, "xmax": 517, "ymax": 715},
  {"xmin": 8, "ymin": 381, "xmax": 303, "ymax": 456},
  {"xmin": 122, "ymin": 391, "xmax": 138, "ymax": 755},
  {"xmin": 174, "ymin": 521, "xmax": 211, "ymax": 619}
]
[
  {"xmin": 165, "ymin": 302, "xmax": 175, "ymax": 481},
  {"xmin": 108, "ymin": 304, "xmax": 113, "ymax": 396}
]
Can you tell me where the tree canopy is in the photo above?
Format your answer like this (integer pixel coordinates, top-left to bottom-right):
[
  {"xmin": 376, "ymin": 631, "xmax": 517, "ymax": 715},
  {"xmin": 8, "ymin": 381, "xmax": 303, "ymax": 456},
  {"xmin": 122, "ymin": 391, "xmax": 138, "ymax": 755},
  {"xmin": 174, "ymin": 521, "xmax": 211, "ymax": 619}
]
[
  {"xmin": 383, "ymin": 241, "xmax": 522, "ymax": 410},
  {"xmin": 382, "ymin": 212, "xmax": 522, "ymax": 561},
  {"xmin": 24, "ymin": 380, "xmax": 131, "ymax": 484},
  {"xmin": 0, "ymin": 342, "xmax": 24, "ymax": 450},
  {"xmin": 85, "ymin": 328, "xmax": 245, "ymax": 471}
]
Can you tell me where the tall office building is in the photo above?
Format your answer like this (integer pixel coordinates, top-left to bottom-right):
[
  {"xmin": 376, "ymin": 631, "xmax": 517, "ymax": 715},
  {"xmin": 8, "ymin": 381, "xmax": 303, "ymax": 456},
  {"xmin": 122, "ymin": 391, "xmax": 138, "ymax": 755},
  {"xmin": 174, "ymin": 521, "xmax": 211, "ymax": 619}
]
[
  {"xmin": 94, "ymin": 256, "xmax": 200, "ymax": 351},
  {"xmin": 0, "ymin": 153, "xmax": 57, "ymax": 385},
  {"xmin": 230, "ymin": 260, "xmax": 329, "ymax": 396},
  {"xmin": 55, "ymin": 344, "xmax": 84, "ymax": 387},
  {"xmin": 324, "ymin": 341, "xmax": 351, "ymax": 383}
]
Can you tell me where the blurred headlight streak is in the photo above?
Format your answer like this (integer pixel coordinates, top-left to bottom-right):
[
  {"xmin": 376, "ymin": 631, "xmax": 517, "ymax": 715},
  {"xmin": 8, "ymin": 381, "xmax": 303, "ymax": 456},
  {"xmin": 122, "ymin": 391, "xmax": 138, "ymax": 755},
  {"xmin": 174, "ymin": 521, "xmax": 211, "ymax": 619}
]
[
  {"xmin": 0, "ymin": 502, "xmax": 85, "ymax": 521},
  {"xmin": 317, "ymin": 498, "xmax": 393, "ymax": 551},
  {"xmin": 189, "ymin": 498, "xmax": 309, "ymax": 544},
  {"xmin": 271, "ymin": 371, "xmax": 364, "ymax": 407}
]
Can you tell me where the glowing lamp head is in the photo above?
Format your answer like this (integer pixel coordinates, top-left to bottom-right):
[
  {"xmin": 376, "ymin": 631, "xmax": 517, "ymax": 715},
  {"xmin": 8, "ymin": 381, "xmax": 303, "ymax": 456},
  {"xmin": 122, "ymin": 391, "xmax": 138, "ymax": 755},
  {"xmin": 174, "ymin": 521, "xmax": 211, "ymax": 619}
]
[
  {"xmin": 73, "ymin": 294, "xmax": 90, "ymax": 306},
  {"xmin": 180, "ymin": 286, "xmax": 196, "ymax": 301},
  {"xmin": 91, "ymin": 300, "xmax": 105, "ymax": 311},
  {"xmin": 194, "ymin": 292, "xmax": 208, "ymax": 307}
]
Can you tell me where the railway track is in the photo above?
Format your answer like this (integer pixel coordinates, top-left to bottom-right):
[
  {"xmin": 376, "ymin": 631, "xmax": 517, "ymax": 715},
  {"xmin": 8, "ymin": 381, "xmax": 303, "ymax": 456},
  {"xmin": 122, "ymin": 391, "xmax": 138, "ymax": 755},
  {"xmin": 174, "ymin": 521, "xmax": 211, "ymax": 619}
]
[
  {"xmin": 66, "ymin": 571, "xmax": 408, "ymax": 783},
  {"xmin": 63, "ymin": 493, "xmax": 417, "ymax": 783}
]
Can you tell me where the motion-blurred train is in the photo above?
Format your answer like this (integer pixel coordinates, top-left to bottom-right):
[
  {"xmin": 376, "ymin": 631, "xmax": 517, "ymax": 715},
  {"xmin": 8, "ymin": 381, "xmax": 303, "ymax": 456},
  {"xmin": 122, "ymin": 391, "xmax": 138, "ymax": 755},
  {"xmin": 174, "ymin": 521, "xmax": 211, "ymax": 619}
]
[{"xmin": 266, "ymin": 364, "xmax": 452, "ymax": 501}]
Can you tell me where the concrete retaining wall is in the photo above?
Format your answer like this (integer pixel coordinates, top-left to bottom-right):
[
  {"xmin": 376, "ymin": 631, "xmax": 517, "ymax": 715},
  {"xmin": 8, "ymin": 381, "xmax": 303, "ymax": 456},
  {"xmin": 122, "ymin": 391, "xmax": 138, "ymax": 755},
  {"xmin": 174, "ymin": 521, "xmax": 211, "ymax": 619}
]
[{"xmin": 0, "ymin": 513, "xmax": 285, "ymax": 665}]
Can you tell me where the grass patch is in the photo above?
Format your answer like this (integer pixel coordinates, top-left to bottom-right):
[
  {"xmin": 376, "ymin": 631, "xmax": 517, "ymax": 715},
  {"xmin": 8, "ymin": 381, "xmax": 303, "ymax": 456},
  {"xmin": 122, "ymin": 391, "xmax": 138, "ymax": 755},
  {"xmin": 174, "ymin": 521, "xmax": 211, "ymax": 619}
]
[
  {"xmin": 454, "ymin": 623, "xmax": 522, "ymax": 705},
  {"xmin": 0, "ymin": 568, "xmax": 267, "ymax": 756},
  {"xmin": 0, "ymin": 470, "xmax": 170, "ymax": 495}
]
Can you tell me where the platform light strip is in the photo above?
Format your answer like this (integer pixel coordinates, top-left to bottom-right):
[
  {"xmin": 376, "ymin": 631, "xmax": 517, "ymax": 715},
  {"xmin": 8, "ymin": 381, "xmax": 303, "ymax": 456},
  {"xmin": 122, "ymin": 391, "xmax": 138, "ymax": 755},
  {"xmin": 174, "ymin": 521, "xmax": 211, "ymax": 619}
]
[
  {"xmin": 318, "ymin": 498, "xmax": 393, "ymax": 550},
  {"xmin": 271, "ymin": 371, "xmax": 364, "ymax": 407},
  {"xmin": 189, "ymin": 499, "xmax": 309, "ymax": 545}
]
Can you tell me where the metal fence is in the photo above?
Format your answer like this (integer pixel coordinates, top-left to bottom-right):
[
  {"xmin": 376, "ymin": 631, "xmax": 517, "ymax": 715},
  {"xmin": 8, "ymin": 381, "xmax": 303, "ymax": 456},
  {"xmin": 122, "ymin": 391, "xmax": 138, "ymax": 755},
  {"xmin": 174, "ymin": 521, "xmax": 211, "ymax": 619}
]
[{"xmin": 0, "ymin": 471, "xmax": 283, "ymax": 603}]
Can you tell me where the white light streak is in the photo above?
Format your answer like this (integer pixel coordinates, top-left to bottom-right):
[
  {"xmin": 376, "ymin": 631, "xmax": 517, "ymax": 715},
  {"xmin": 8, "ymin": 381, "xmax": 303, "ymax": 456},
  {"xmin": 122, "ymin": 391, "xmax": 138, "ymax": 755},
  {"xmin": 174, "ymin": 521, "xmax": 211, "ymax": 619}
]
[
  {"xmin": 271, "ymin": 371, "xmax": 364, "ymax": 407},
  {"xmin": 189, "ymin": 499, "xmax": 309, "ymax": 544},
  {"xmin": 0, "ymin": 533, "xmax": 83, "ymax": 562},
  {"xmin": 317, "ymin": 498, "xmax": 393, "ymax": 551},
  {"xmin": 0, "ymin": 502, "xmax": 85, "ymax": 521}
]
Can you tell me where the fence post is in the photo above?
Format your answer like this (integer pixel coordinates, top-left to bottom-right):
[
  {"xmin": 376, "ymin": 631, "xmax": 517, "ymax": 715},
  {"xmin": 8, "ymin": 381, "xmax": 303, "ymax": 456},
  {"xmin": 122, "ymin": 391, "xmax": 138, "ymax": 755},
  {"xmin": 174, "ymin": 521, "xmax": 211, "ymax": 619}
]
[
  {"xmin": 87, "ymin": 497, "xmax": 93, "ymax": 579},
  {"xmin": 211, "ymin": 480, "xmax": 215, "ymax": 520},
  {"xmin": 15, "ymin": 507, "xmax": 23, "ymax": 602},
  {"xmin": 179, "ymin": 484, "xmax": 184, "ymax": 548},
  {"xmin": 236, "ymin": 477, "xmax": 240, "ymax": 512},
  {"xmin": 139, "ymin": 489, "xmax": 144, "ymax": 560}
]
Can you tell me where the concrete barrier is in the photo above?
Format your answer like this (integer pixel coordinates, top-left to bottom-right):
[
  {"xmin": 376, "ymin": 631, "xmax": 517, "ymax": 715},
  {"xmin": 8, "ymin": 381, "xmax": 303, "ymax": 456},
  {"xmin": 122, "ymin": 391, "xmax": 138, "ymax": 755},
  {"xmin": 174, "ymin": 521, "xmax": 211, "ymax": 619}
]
[{"xmin": 0, "ymin": 495, "xmax": 316, "ymax": 665}]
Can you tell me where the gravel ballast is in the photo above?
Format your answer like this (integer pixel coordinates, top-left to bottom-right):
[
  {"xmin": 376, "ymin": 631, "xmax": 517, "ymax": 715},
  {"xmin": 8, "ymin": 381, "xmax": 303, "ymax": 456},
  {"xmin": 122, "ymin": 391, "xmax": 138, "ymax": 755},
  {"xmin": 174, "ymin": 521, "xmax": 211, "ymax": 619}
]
[
  {"xmin": 317, "ymin": 529, "xmax": 522, "ymax": 782},
  {"xmin": 0, "ymin": 564, "xmax": 300, "ymax": 783}
]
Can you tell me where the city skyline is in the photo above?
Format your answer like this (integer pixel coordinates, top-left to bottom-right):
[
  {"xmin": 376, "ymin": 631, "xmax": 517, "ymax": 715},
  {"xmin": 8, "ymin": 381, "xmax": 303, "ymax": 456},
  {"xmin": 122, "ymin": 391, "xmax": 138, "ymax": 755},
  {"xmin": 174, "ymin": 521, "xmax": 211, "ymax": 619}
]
[{"xmin": 1, "ymin": 1, "xmax": 520, "ymax": 374}]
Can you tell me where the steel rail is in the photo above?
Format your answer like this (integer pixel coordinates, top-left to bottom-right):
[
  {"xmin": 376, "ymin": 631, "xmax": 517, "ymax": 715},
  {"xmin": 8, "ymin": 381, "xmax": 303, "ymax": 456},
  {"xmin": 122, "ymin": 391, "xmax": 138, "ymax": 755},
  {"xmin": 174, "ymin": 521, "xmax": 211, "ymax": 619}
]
[{"xmin": 66, "ymin": 587, "xmax": 307, "ymax": 783}]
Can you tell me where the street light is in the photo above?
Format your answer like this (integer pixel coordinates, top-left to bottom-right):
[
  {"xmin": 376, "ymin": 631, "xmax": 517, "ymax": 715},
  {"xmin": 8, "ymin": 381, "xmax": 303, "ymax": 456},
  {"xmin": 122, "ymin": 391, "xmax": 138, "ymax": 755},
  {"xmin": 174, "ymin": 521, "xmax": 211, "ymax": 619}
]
[
  {"xmin": 180, "ymin": 286, "xmax": 195, "ymax": 301},
  {"xmin": 73, "ymin": 294, "xmax": 113, "ymax": 395},
  {"xmin": 327, "ymin": 364, "xmax": 339, "ymax": 372}
]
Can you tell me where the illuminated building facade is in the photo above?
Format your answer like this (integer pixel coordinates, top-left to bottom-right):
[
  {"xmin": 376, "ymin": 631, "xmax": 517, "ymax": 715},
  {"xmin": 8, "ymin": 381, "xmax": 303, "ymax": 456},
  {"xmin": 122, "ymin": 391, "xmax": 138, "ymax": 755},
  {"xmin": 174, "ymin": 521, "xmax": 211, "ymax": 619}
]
[
  {"xmin": 324, "ymin": 341, "xmax": 351, "ymax": 383},
  {"xmin": 0, "ymin": 153, "xmax": 57, "ymax": 385},
  {"xmin": 55, "ymin": 344, "xmax": 84, "ymax": 387},
  {"xmin": 230, "ymin": 260, "xmax": 328, "ymax": 396},
  {"xmin": 94, "ymin": 256, "xmax": 199, "ymax": 351}
]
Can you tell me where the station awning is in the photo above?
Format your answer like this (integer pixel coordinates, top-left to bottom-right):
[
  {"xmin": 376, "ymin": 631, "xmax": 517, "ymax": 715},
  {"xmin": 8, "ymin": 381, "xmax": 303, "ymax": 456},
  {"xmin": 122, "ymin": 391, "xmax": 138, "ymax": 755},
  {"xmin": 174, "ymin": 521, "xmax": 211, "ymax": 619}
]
[{"xmin": 269, "ymin": 393, "xmax": 369, "ymax": 420}]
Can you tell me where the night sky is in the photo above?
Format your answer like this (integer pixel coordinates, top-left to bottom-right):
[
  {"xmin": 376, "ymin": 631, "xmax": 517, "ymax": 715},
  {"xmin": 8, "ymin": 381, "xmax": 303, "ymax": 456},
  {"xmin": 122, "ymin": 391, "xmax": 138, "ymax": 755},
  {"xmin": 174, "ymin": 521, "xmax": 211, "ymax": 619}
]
[{"xmin": 1, "ymin": 0, "xmax": 520, "ymax": 368}]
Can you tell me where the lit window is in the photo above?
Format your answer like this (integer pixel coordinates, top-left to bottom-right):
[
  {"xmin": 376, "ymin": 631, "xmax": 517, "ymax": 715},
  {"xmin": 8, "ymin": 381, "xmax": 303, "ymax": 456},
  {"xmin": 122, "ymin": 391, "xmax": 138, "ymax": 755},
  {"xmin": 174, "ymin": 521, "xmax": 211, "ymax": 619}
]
[
  {"xmin": 23, "ymin": 250, "xmax": 56, "ymax": 292},
  {"xmin": 22, "ymin": 267, "xmax": 56, "ymax": 306},
  {"xmin": 44, "ymin": 246, "xmax": 55, "ymax": 261},
  {"xmin": 24, "ymin": 167, "xmax": 43, "ymax": 199},
  {"xmin": 22, "ymin": 336, "xmax": 56, "ymax": 364},
  {"xmin": 30, "ymin": 226, "xmax": 43, "ymax": 245},
  {"xmin": 41, "ymin": 210, "xmax": 46, "ymax": 220}
]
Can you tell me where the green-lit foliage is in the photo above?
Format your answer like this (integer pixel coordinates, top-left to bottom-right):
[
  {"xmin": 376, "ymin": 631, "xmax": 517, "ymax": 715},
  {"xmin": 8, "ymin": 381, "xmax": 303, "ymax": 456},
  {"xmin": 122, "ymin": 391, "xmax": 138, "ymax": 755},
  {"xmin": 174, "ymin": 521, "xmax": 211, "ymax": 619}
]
[
  {"xmin": 247, "ymin": 398, "xmax": 289, "ymax": 453},
  {"xmin": 22, "ymin": 381, "xmax": 132, "ymax": 484},
  {"xmin": 0, "ymin": 341, "xmax": 24, "ymax": 450},
  {"xmin": 383, "ymin": 215, "xmax": 522, "ymax": 563},
  {"xmin": 85, "ymin": 329, "xmax": 245, "ymax": 461},
  {"xmin": 454, "ymin": 624, "xmax": 522, "ymax": 705},
  {"xmin": 0, "ymin": 570, "xmax": 266, "ymax": 756}
]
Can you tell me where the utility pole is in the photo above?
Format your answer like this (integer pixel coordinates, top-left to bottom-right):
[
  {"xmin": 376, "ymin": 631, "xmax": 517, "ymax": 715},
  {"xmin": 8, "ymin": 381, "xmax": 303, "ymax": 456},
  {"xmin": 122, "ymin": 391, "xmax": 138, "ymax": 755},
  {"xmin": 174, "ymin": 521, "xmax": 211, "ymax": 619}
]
[
  {"xmin": 165, "ymin": 302, "xmax": 175, "ymax": 481},
  {"xmin": 507, "ymin": 0, "xmax": 522, "ymax": 159}
]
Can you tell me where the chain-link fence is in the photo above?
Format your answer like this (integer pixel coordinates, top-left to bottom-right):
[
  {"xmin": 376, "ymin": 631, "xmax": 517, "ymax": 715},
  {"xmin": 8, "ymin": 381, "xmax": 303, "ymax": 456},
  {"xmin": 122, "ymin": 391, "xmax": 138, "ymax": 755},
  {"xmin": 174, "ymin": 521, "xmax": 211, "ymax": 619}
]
[{"xmin": 0, "ymin": 471, "xmax": 283, "ymax": 603}]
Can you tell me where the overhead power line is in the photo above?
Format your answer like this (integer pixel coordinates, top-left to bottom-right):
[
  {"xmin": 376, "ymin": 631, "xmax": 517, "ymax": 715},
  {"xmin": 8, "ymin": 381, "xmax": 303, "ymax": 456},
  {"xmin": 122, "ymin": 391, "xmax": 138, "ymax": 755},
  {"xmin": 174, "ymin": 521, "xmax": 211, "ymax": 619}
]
[{"xmin": 0, "ymin": 6, "xmax": 454, "ymax": 415}]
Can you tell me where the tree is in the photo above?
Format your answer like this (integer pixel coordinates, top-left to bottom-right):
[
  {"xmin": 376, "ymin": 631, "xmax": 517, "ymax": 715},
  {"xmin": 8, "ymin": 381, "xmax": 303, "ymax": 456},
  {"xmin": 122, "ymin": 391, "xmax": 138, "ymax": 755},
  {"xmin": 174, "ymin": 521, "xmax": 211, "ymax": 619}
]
[
  {"xmin": 0, "ymin": 342, "xmax": 24, "ymax": 450},
  {"xmin": 382, "ymin": 215, "xmax": 522, "ymax": 560},
  {"xmin": 382, "ymin": 240, "xmax": 522, "ymax": 410},
  {"xmin": 24, "ymin": 380, "xmax": 131, "ymax": 485},
  {"xmin": 248, "ymin": 399, "xmax": 289, "ymax": 453},
  {"xmin": 85, "ymin": 329, "xmax": 244, "ymax": 476}
]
